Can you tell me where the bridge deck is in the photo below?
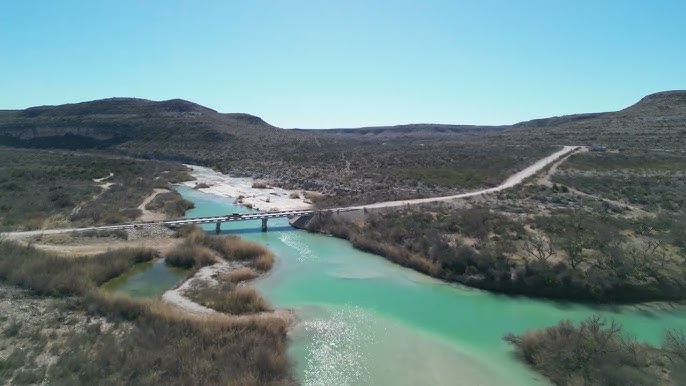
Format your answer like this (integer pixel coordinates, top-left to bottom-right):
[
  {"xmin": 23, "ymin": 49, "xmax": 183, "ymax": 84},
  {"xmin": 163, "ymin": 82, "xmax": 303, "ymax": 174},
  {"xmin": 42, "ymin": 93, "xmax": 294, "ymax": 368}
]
[{"xmin": 163, "ymin": 209, "xmax": 316, "ymax": 227}]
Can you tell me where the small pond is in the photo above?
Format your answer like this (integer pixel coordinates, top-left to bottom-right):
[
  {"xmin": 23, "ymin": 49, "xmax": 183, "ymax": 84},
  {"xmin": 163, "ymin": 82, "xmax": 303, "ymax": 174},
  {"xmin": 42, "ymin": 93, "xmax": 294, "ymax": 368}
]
[{"xmin": 101, "ymin": 259, "xmax": 189, "ymax": 298}]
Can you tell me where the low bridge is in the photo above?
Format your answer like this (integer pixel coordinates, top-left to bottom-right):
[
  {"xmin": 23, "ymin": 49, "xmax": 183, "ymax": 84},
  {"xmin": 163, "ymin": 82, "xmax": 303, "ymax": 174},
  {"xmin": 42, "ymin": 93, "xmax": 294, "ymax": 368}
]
[{"xmin": 162, "ymin": 209, "xmax": 323, "ymax": 233}]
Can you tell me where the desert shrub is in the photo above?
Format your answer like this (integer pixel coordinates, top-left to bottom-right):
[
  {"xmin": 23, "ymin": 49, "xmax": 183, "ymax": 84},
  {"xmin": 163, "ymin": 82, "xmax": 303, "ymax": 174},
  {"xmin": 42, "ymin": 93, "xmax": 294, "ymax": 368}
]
[
  {"xmin": 553, "ymin": 174, "xmax": 686, "ymax": 212},
  {"xmin": 145, "ymin": 191, "xmax": 195, "ymax": 217},
  {"xmin": 164, "ymin": 198, "xmax": 195, "ymax": 217},
  {"xmin": 251, "ymin": 182, "xmax": 269, "ymax": 189},
  {"xmin": 71, "ymin": 229, "xmax": 128, "ymax": 239},
  {"xmin": 504, "ymin": 316, "xmax": 659, "ymax": 386},
  {"xmin": 119, "ymin": 207, "xmax": 143, "ymax": 220},
  {"xmin": 664, "ymin": 329, "xmax": 686, "ymax": 384},
  {"xmin": 3, "ymin": 320, "xmax": 22, "ymax": 338}
]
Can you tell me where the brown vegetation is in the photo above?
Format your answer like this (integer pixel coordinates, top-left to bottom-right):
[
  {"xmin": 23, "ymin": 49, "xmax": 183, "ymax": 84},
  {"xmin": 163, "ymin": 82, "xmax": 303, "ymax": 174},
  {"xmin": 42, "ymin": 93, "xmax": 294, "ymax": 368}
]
[
  {"xmin": 188, "ymin": 282, "xmax": 270, "ymax": 315},
  {"xmin": 165, "ymin": 241, "xmax": 218, "ymax": 269},
  {"xmin": 252, "ymin": 182, "xmax": 269, "ymax": 189},
  {"xmin": 145, "ymin": 190, "xmax": 195, "ymax": 218},
  {"xmin": 0, "ymin": 241, "xmax": 157, "ymax": 296},
  {"xmin": 173, "ymin": 225, "xmax": 275, "ymax": 271},
  {"xmin": 504, "ymin": 316, "xmax": 686, "ymax": 385},
  {"xmin": 0, "ymin": 238, "xmax": 294, "ymax": 385},
  {"xmin": 225, "ymin": 267, "xmax": 260, "ymax": 283}
]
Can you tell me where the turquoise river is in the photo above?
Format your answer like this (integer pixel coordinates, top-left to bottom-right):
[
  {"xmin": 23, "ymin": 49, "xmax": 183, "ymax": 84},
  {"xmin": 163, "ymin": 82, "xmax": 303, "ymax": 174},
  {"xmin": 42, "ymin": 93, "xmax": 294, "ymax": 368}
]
[{"xmin": 177, "ymin": 186, "xmax": 686, "ymax": 386}]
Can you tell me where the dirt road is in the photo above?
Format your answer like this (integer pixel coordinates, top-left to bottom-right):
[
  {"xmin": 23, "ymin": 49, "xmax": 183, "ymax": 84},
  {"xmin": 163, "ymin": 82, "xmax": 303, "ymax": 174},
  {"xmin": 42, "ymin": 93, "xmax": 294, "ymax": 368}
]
[{"xmin": 347, "ymin": 146, "xmax": 581, "ymax": 210}]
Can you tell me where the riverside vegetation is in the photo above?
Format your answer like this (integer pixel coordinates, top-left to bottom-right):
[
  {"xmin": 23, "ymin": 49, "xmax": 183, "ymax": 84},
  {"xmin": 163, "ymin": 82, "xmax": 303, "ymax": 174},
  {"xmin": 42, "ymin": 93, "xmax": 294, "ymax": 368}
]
[
  {"xmin": 304, "ymin": 146, "xmax": 686, "ymax": 303},
  {"xmin": 0, "ymin": 233, "xmax": 294, "ymax": 385},
  {"xmin": 306, "ymin": 207, "xmax": 686, "ymax": 302},
  {"xmin": 165, "ymin": 225, "xmax": 275, "ymax": 315},
  {"xmin": 304, "ymin": 147, "xmax": 686, "ymax": 384},
  {"xmin": 504, "ymin": 316, "xmax": 686, "ymax": 385}
]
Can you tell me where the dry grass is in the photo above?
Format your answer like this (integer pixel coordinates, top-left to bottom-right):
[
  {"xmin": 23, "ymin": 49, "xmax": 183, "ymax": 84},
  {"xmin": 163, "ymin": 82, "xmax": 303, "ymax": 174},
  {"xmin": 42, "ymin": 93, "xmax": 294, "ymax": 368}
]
[
  {"xmin": 251, "ymin": 252, "xmax": 275, "ymax": 271},
  {"xmin": 65, "ymin": 291, "xmax": 293, "ymax": 385},
  {"xmin": 175, "ymin": 225, "xmax": 276, "ymax": 271},
  {"xmin": 0, "ymin": 240, "xmax": 295, "ymax": 385},
  {"xmin": 0, "ymin": 241, "xmax": 157, "ymax": 296},
  {"xmin": 187, "ymin": 282, "xmax": 271, "ymax": 315},
  {"xmin": 164, "ymin": 241, "xmax": 218, "ymax": 269},
  {"xmin": 223, "ymin": 267, "xmax": 260, "ymax": 283}
]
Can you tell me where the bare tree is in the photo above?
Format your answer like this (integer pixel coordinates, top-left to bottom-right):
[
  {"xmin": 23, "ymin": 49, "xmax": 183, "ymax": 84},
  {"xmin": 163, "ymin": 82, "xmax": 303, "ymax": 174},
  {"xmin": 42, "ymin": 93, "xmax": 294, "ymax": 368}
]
[
  {"xmin": 556, "ymin": 233, "xmax": 590, "ymax": 270},
  {"xmin": 625, "ymin": 239, "xmax": 671, "ymax": 283},
  {"xmin": 664, "ymin": 329, "xmax": 686, "ymax": 363},
  {"xmin": 523, "ymin": 232, "xmax": 555, "ymax": 263}
]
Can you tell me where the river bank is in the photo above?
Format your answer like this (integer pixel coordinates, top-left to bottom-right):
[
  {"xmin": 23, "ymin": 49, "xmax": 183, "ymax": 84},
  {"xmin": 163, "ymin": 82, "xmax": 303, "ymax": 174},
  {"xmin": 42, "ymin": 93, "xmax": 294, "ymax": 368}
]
[
  {"xmin": 176, "ymin": 180, "xmax": 686, "ymax": 386},
  {"xmin": 182, "ymin": 164, "xmax": 312, "ymax": 212}
]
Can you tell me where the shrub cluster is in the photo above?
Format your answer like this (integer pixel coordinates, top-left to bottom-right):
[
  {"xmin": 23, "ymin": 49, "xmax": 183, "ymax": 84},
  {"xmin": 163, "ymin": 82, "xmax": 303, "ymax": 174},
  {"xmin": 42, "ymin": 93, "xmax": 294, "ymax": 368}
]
[
  {"xmin": 307, "ymin": 207, "xmax": 686, "ymax": 303},
  {"xmin": 171, "ymin": 225, "xmax": 275, "ymax": 271},
  {"xmin": 504, "ymin": 316, "xmax": 686, "ymax": 386},
  {"xmin": 145, "ymin": 191, "xmax": 195, "ymax": 218}
]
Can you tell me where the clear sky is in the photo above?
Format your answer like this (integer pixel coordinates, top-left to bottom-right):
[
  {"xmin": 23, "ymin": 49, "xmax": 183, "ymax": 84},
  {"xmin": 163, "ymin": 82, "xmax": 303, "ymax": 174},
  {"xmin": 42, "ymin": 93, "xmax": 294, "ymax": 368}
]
[{"xmin": 1, "ymin": 1, "xmax": 684, "ymax": 128}]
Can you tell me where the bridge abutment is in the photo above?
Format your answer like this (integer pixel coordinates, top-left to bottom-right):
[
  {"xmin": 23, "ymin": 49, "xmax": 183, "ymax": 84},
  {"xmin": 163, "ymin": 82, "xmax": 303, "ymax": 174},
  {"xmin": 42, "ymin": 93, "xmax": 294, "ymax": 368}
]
[
  {"xmin": 261, "ymin": 218, "xmax": 268, "ymax": 232},
  {"xmin": 216, "ymin": 222, "xmax": 221, "ymax": 234}
]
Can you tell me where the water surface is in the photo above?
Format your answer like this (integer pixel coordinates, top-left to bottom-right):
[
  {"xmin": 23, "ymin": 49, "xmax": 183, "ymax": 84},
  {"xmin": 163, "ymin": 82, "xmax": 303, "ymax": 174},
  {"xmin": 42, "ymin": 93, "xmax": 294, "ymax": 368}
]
[
  {"xmin": 178, "ymin": 185, "xmax": 686, "ymax": 386},
  {"xmin": 102, "ymin": 259, "xmax": 189, "ymax": 298}
]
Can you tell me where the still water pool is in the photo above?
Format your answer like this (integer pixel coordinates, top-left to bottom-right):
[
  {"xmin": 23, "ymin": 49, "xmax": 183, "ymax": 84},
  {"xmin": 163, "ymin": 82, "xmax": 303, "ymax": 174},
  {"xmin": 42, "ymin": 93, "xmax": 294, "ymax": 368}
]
[{"xmin": 101, "ymin": 259, "xmax": 189, "ymax": 298}]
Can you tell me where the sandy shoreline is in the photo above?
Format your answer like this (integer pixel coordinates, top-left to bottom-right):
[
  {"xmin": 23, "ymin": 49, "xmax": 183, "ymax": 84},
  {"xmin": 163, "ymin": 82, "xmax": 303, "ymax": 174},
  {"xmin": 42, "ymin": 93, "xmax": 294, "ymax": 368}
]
[
  {"xmin": 162, "ymin": 260, "xmax": 295, "ymax": 323},
  {"xmin": 182, "ymin": 164, "xmax": 312, "ymax": 212}
]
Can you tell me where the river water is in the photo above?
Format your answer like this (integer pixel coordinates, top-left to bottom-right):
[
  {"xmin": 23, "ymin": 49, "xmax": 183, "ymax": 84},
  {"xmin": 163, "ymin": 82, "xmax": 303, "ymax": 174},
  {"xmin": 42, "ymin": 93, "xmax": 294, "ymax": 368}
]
[{"xmin": 177, "ymin": 185, "xmax": 686, "ymax": 386}]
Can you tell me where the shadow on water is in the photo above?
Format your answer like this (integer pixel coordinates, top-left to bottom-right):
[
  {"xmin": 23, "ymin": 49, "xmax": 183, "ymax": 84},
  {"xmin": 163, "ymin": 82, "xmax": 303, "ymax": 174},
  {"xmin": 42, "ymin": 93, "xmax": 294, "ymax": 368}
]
[{"xmin": 218, "ymin": 225, "xmax": 296, "ymax": 235}]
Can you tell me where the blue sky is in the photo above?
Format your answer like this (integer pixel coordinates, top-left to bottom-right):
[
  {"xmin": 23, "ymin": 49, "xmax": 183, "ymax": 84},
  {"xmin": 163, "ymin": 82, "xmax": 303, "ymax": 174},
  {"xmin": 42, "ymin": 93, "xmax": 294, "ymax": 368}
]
[{"xmin": 1, "ymin": 1, "xmax": 684, "ymax": 128}]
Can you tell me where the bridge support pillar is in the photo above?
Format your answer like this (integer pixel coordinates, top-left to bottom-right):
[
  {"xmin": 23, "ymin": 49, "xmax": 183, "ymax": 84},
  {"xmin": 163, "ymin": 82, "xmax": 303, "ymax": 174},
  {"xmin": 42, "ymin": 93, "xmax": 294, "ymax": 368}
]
[
  {"xmin": 215, "ymin": 222, "xmax": 221, "ymax": 234},
  {"xmin": 261, "ymin": 218, "xmax": 268, "ymax": 232}
]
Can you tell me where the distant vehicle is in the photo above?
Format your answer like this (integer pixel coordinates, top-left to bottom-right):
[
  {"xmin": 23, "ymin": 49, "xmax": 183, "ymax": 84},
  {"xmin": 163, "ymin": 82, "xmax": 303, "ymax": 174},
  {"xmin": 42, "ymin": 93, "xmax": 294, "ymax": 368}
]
[{"xmin": 229, "ymin": 212, "xmax": 241, "ymax": 217}]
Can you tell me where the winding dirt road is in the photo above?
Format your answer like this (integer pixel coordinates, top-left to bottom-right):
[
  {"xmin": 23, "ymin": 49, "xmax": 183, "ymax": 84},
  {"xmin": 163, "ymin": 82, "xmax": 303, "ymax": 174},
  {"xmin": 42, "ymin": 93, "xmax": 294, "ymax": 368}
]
[{"xmin": 348, "ymin": 145, "xmax": 581, "ymax": 210}]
